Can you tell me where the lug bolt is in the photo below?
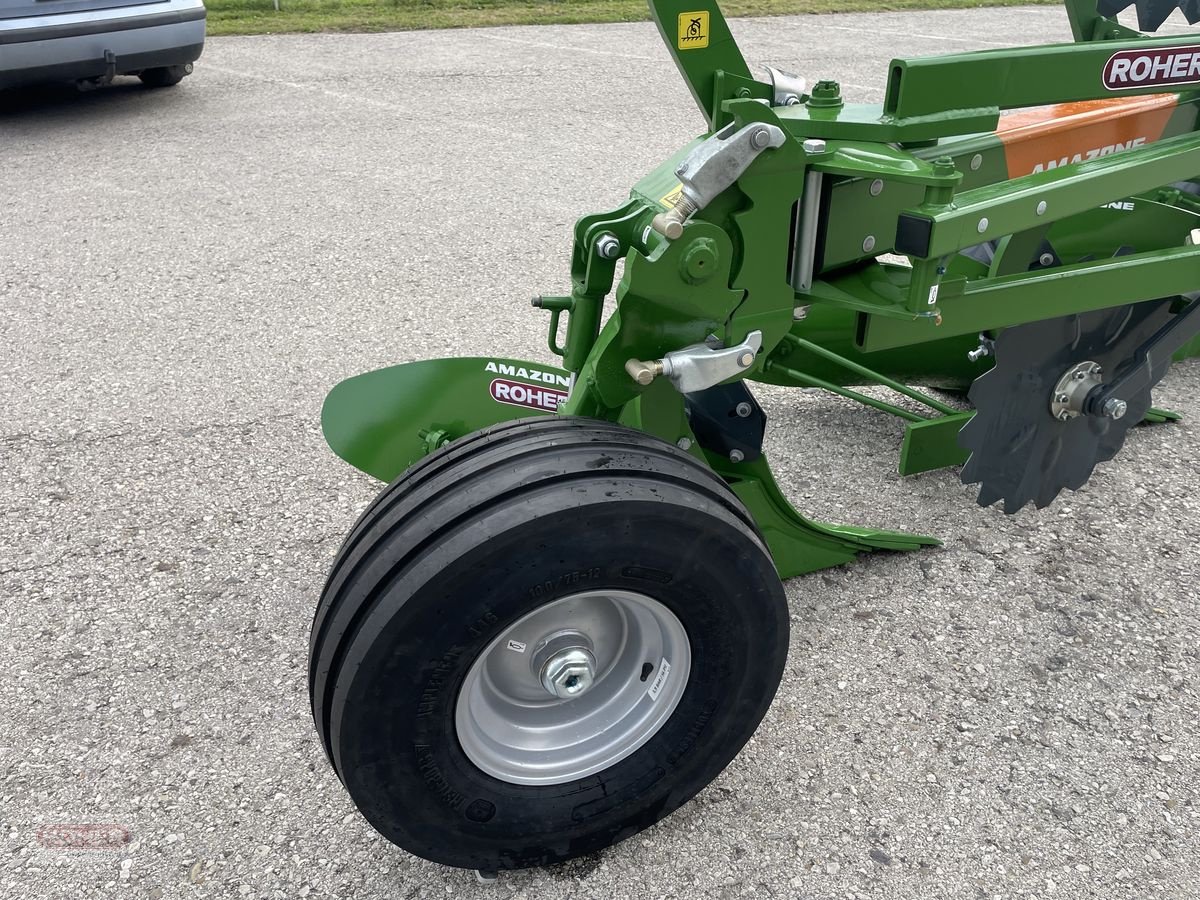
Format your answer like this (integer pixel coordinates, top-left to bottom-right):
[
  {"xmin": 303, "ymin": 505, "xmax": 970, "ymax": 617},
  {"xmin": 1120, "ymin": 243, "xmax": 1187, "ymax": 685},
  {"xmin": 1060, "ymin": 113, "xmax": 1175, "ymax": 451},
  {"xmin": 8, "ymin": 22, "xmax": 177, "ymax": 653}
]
[
  {"xmin": 735, "ymin": 402, "xmax": 752, "ymax": 418},
  {"xmin": 1103, "ymin": 397, "xmax": 1128, "ymax": 420}
]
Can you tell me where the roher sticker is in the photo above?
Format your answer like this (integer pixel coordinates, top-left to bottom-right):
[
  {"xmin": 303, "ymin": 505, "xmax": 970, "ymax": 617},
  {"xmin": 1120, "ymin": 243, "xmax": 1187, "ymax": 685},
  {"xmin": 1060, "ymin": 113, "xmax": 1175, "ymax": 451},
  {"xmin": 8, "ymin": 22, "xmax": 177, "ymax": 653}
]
[{"xmin": 678, "ymin": 11, "xmax": 709, "ymax": 50}]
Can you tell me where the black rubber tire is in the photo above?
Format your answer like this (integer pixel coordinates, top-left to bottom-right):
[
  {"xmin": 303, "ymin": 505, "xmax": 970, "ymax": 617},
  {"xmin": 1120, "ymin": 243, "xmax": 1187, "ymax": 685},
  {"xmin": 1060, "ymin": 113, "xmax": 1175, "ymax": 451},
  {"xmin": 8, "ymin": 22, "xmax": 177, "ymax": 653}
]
[
  {"xmin": 309, "ymin": 416, "xmax": 789, "ymax": 870},
  {"xmin": 138, "ymin": 65, "xmax": 189, "ymax": 88}
]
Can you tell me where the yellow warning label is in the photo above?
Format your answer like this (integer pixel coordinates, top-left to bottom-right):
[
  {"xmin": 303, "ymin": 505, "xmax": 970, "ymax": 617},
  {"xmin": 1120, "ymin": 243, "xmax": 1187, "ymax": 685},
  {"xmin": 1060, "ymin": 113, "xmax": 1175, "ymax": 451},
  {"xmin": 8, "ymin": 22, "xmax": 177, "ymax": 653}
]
[
  {"xmin": 677, "ymin": 11, "xmax": 709, "ymax": 50},
  {"xmin": 659, "ymin": 184, "xmax": 684, "ymax": 209}
]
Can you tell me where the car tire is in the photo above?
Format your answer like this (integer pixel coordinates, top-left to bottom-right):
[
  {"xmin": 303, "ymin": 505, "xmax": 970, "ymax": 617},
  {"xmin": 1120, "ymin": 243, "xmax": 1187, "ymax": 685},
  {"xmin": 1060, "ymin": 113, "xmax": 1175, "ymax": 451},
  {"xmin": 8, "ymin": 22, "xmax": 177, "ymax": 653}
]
[{"xmin": 139, "ymin": 64, "xmax": 191, "ymax": 88}]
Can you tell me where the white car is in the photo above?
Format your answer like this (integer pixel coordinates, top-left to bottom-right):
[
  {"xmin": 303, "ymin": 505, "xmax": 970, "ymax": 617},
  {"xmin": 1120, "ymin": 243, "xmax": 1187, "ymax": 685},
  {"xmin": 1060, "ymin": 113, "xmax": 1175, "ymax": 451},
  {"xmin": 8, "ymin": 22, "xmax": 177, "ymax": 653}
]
[{"xmin": 0, "ymin": 0, "xmax": 204, "ymax": 90}]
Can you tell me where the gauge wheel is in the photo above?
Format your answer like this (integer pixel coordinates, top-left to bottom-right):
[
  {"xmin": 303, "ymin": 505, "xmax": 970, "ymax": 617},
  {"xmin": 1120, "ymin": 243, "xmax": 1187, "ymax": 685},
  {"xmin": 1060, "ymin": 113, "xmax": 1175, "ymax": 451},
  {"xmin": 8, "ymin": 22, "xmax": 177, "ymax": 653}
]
[
  {"xmin": 139, "ymin": 64, "xmax": 191, "ymax": 88},
  {"xmin": 309, "ymin": 416, "xmax": 789, "ymax": 870}
]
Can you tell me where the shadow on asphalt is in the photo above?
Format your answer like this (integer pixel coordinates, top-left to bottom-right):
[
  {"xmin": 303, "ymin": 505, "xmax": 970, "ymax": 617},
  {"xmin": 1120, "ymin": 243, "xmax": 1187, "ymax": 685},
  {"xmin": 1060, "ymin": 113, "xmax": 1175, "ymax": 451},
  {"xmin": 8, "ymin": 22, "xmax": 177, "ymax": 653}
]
[{"xmin": 0, "ymin": 77, "xmax": 168, "ymax": 119}]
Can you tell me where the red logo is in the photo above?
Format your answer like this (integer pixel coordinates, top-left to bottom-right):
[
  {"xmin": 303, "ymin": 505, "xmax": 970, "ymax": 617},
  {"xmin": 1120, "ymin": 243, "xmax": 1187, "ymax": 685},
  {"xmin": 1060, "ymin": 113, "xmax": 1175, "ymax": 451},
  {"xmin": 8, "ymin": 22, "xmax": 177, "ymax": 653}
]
[
  {"xmin": 1103, "ymin": 45, "xmax": 1200, "ymax": 90},
  {"xmin": 36, "ymin": 824, "xmax": 132, "ymax": 851},
  {"xmin": 489, "ymin": 378, "xmax": 567, "ymax": 412}
]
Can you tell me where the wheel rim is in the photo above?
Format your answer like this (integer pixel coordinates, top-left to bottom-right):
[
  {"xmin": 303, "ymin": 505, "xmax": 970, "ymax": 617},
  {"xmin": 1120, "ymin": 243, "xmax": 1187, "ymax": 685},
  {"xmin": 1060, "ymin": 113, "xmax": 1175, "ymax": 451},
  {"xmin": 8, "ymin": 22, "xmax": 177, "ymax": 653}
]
[{"xmin": 455, "ymin": 589, "xmax": 692, "ymax": 786}]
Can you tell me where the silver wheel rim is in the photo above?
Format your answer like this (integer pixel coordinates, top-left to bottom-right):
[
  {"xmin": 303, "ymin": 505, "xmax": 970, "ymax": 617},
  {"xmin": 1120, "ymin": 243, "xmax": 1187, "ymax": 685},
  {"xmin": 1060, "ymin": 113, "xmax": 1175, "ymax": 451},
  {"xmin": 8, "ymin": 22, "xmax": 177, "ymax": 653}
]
[{"xmin": 455, "ymin": 589, "xmax": 692, "ymax": 786}]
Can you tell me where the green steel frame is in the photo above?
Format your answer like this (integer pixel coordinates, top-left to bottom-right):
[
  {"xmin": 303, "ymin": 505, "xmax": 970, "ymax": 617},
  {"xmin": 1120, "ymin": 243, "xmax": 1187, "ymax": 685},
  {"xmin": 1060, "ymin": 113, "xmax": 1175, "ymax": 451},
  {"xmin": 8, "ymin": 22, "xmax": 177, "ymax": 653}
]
[{"xmin": 324, "ymin": 0, "xmax": 1200, "ymax": 579}]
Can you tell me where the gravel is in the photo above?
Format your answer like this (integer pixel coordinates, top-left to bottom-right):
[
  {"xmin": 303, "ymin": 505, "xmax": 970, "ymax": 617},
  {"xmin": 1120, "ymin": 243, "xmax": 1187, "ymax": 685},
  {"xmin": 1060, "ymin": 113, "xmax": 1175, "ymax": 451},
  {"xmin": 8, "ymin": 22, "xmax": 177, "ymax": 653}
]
[{"xmin": 1, "ymin": 6, "xmax": 1198, "ymax": 898}]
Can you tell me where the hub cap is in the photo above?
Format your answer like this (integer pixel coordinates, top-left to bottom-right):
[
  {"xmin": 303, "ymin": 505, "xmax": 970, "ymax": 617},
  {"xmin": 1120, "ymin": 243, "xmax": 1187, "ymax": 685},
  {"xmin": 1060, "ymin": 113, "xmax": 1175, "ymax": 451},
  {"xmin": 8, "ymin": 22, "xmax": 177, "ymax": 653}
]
[{"xmin": 455, "ymin": 590, "xmax": 692, "ymax": 785}]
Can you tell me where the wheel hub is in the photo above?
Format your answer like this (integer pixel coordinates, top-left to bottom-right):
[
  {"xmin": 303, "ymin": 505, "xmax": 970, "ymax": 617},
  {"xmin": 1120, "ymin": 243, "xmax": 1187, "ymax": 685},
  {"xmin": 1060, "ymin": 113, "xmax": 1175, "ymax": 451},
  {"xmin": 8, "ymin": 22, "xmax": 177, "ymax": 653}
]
[
  {"xmin": 535, "ymin": 638, "xmax": 597, "ymax": 699},
  {"xmin": 455, "ymin": 590, "xmax": 692, "ymax": 786},
  {"xmin": 1049, "ymin": 360, "xmax": 1103, "ymax": 422},
  {"xmin": 960, "ymin": 300, "xmax": 1174, "ymax": 512}
]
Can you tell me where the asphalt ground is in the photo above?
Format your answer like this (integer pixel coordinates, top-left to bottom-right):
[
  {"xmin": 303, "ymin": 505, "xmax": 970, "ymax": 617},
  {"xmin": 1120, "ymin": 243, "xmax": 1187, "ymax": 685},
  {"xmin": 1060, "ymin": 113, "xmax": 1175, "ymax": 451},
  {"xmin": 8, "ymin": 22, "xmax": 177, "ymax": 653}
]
[{"xmin": 2, "ymin": 6, "xmax": 1198, "ymax": 898}]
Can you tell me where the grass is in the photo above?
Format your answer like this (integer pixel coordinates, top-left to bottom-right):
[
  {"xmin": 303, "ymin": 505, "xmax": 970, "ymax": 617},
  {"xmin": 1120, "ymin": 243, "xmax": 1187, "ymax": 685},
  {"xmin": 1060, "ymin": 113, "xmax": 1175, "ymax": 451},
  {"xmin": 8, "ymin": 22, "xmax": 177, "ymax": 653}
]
[{"xmin": 204, "ymin": 0, "xmax": 1054, "ymax": 37}]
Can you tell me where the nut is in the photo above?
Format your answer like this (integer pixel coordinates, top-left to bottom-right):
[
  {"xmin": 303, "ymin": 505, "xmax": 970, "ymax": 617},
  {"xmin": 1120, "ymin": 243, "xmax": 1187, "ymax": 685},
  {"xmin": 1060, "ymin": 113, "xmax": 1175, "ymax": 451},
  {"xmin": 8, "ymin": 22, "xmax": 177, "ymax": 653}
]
[{"xmin": 540, "ymin": 648, "xmax": 596, "ymax": 700}]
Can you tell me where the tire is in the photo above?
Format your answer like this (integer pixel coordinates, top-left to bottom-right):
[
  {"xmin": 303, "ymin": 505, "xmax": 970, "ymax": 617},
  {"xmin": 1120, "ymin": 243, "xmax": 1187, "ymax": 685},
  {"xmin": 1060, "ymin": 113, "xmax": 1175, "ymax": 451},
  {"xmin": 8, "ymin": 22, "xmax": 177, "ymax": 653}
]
[
  {"xmin": 139, "ymin": 65, "xmax": 190, "ymax": 88},
  {"xmin": 310, "ymin": 416, "xmax": 789, "ymax": 870}
]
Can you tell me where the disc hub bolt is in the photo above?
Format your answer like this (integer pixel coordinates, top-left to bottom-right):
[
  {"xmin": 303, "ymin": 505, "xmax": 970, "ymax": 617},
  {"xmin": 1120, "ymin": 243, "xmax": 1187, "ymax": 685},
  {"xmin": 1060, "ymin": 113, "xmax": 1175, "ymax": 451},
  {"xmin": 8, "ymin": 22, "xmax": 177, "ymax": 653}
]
[
  {"xmin": 540, "ymin": 647, "xmax": 596, "ymax": 700},
  {"xmin": 1102, "ymin": 397, "xmax": 1128, "ymax": 420}
]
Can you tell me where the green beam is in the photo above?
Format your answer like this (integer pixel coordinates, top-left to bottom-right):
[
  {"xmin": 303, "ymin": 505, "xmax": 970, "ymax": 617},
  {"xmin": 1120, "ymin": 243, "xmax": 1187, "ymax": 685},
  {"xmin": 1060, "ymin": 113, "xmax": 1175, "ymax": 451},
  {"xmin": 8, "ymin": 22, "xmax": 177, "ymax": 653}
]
[
  {"xmin": 648, "ymin": 0, "xmax": 752, "ymax": 129},
  {"xmin": 886, "ymin": 34, "xmax": 1200, "ymax": 119},
  {"xmin": 899, "ymin": 131, "xmax": 1200, "ymax": 259},
  {"xmin": 861, "ymin": 243, "xmax": 1200, "ymax": 351}
]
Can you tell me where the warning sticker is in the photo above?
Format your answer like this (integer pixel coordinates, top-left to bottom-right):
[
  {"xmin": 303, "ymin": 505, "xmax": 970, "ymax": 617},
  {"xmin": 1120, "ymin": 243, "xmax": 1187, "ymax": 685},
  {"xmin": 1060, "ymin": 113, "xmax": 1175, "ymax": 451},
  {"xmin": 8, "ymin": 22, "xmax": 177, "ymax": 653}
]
[
  {"xmin": 659, "ymin": 184, "xmax": 684, "ymax": 209},
  {"xmin": 677, "ymin": 11, "xmax": 709, "ymax": 50}
]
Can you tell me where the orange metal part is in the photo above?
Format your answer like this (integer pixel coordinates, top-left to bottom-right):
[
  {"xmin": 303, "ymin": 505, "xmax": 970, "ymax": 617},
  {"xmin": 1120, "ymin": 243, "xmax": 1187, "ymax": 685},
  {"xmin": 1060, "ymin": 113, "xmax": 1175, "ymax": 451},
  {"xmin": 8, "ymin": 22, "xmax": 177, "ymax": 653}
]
[{"xmin": 996, "ymin": 94, "xmax": 1180, "ymax": 177}]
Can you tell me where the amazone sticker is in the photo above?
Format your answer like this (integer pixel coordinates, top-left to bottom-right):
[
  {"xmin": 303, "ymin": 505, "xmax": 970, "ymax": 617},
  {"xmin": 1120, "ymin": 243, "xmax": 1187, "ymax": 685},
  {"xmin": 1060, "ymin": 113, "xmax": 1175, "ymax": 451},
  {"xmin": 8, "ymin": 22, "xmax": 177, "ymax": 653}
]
[
  {"xmin": 483, "ymin": 360, "xmax": 571, "ymax": 388},
  {"xmin": 678, "ymin": 11, "xmax": 709, "ymax": 50},
  {"xmin": 1104, "ymin": 45, "xmax": 1200, "ymax": 90},
  {"xmin": 1030, "ymin": 137, "xmax": 1147, "ymax": 174}
]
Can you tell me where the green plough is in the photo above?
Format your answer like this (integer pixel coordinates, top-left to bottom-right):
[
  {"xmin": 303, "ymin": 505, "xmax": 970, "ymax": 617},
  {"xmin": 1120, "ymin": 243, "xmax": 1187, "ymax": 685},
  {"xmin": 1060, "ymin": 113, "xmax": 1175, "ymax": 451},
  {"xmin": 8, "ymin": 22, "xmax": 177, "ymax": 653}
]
[{"xmin": 310, "ymin": 0, "xmax": 1200, "ymax": 873}]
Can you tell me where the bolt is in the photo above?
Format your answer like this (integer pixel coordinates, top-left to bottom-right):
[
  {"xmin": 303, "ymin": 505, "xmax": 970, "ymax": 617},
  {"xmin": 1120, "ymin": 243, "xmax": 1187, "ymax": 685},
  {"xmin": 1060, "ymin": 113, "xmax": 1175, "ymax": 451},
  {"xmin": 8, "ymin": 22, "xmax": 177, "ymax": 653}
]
[
  {"xmin": 970, "ymin": 154, "xmax": 983, "ymax": 171},
  {"xmin": 729, "ymin": 449, "xmax": 746, "ymax": 463},
  {"xmin": 625, "ymin": 358, "xmax": 663, "ymax": 386},
  {"xmin": 932, "ymin": 157, "xmax": 957, "ymax": 178},
  {"xmin": 596, "ymin": 234, "xmax": 620, "ymax": 259},
  {"xmin": 737, "ymin": 351, "xmax": 755, "ymax": 368},
  {"xmin": 750, "ymin": 128, "xmax": 771, "ymax": 150},
  {"xmin": 1103, "ymin": 397, "xmax": 1128, "ymax": 420},
  {"xmin": 540, "ymin": 647, "xmax": 596, "ymax": 700},
  {"xmin": 869, "ymin": 179, "xmax": 884, "ymax": 197},
  {"xmin": 967, "ymin": 345, "xmax": 990, "ymax": 363},
  {"xmin": 1057, "ymin": 393, "xmax": 1070, "ymax": 404},
  {"xmin": 1036, "ymin": 201, "xmax": 1048, "ymax": 216},
  {"xmin": 977, "ymin": 217, "xmax": 990, "ymax": 234},
  {"xmin": 1056, "ymin": 410, "xmax": 1071, "ymax": 422},
  {"xmin": 802, "ymin": 138, "xmax": 827, "ymax": 155},
  {"xmin": 784, "ymin": 95, "xmax": 801, "ymax": 106},
  {"xmin": 862, "ymin": 235, "xmax": 877, "ymax": 253},
  {"xmin": 735, "ymin": 402, "xmax": 753, "ymax": 418},
  {"xmin": 677, "ymin": 437, "xmax": 693, "ymax": 451},
  {"xmin": 793, "ymin": 305, "xmax": 810, "ymax": 321},
  {"xmin": 1074, "ymin": 370, "xmax": 1087, "ymax": 380},
  {"xmin": 1039, "ymin": 253, "xmax": 1055, "ymax": 267}
]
